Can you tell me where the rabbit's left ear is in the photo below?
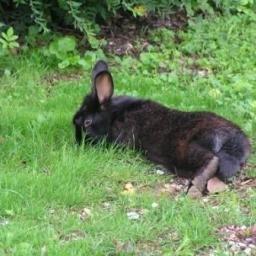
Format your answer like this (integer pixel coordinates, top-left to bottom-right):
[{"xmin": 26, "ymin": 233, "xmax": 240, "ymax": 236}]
[{"xmin": 94, "ymin": 71, "xmax": 114, "ymax": 104}]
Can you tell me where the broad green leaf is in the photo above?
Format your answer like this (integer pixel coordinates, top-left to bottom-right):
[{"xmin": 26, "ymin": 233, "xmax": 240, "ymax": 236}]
[
  {"xmin": 0, "ymin": 38, "xmax": 6, "ymax": 44},
  {"xmin": 78, "ymin": 58, "xmax": 91, "ymax": 70},
  {"xmin": 10, "ymin": 35, "xmax": 18, "ymax": 41},
  {"xmin": 1, "ymin": 32, "xmax": 8, "ymax": 41},
  {"xmin": 57, "ymin": 36, "xmax": 77, "ymax": 53},
  {"xmin": 68, "ymin": 55, "xmax": 80, "ymax": 65},
  {"xmin": 58, "ymin": 59, "xmax": 70, "ymax": 69},
  {"xmin": 7, "ymin": 27, "xmax": 14, "ymax": 37},
  {"xmin": 9, "ymin": 41, "xmax": 20, "ymax": 48}
]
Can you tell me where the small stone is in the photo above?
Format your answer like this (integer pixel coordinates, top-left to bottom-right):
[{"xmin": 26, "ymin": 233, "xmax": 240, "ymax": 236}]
[
  {"xmin": 244, "ymin": 248, "xmax": 252, "ymax": 255},
  {"xmin": 49, "ymin": 209, "xmax": 55, "ymax": 214},
  {"xmin": 0, "ymin": 219, "xmax": 9, "ymax": 226},
  {"xmin": 238, "ymin": 242, "xmax": 247, "ymax": 249},
  {"xmin": 245, "ymin": 237, "xmax": 253, "ymax": 243},
  {"xmin": 230, "ymin": 245, "xmax": 238, "ymax": 252},
  {"xmin": 156, "ymin": 169, "xmax": 165, "ymax": 175},
  {"xmin": 151, "ymin": 202, "xmax": 159, "ymax": 208},
  {"xmin": 127, "ymin": 211, "xmax": 140, "ymax": 220}
]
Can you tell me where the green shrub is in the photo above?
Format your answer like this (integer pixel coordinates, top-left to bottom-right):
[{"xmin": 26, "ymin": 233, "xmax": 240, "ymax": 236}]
[
  {"xmin": 1, "ymin": 0, "xmax": 256, "ymax": 48},
  {"xmin": 0, "ymin": 27, "xmax": 19, "ymax": 55},
  {"xmin": 43, "ymin": 36, "xmax": 106, "ymax": 69}
]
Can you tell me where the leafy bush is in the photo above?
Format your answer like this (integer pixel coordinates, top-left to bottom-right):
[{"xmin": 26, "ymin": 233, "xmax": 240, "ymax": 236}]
[
  {"xmin": 1, "ymin": 0, "xmax": 256, "ymax": 48},
  {"xmin": 0, "ymin": 27, "xmax": 19, "ymax": 55},
  {"xmin": 43, "ymin": 36, "xmax": 106, "ymax": 69}
]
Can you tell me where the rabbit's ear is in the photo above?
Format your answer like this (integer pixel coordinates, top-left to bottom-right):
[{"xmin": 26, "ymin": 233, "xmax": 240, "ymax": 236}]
[
  {"xmin": 92, "ymin": 60, "xmax": 114, "ymax": 104},
  {"xmin": 92, "ymin": 60, "xmax": 109, "ymax": 81},
  {"xmin": 94, "ymin": 71, "xmax": 114, "ymax": 104}
]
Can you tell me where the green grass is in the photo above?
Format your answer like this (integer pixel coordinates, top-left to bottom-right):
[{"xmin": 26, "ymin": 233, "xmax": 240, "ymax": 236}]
[{"xmin": 0, "ymin": 14, "xmax": 256, "ymax": 255}]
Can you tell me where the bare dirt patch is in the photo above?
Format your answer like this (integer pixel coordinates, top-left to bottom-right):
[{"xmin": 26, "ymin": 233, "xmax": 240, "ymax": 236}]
[{"xmin": 101, "ymin": 10, "xmax": 187, "ymax": 56}]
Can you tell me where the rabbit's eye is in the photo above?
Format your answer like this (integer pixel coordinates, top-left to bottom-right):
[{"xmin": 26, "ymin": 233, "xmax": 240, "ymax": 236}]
[{"xmin": 84, "ymin": 119, "xmax": 92, "ymax": 127}]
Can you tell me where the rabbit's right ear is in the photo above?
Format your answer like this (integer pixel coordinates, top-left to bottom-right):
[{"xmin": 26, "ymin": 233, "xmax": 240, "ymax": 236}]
[{"xmin": 92, "ymin": 60, "xmax": 114, "ymax": 104}]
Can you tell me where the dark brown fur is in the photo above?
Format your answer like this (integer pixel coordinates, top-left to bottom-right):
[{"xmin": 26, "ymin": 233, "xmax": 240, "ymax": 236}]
[{"xmin": 73, "ymin": 60, "xmax": 251, "ymax": 182}]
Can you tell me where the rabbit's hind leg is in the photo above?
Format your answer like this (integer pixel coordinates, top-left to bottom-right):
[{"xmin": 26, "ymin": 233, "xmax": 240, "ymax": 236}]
[{"xmin": 185, "ymin": 143, "xmax": 219, "ymax": 197}]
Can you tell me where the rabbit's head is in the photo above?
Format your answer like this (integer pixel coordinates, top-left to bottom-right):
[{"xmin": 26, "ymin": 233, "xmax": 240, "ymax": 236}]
[{"xmin": 73, "ymin": 60, "xmax": 114, "ymax": 143}]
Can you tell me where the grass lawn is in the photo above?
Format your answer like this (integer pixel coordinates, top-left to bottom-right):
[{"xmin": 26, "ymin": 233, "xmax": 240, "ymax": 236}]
[{"xmin": 0, "ymin": 14, "xmax": 256, "ymax": 255}]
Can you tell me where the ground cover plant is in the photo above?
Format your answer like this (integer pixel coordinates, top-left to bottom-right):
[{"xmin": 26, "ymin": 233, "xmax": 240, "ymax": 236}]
[{"xmin": 0, "ymin": 12, "xmax": 256, "ymax": 256}]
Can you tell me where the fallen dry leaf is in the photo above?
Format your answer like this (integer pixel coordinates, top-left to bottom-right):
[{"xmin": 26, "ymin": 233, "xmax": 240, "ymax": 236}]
[
  {"xmin": 79, "ymin": 208, "xmax": 92, "ymax": 221},
  {"xmin": 136, "ymin": 240, "xmax": 162, "ymax": 255},
  {"xmin": 102, "ymin": 202, "xmax": 111, "ymax": 210},
  {"xmin": 114, "ymin": 240, "xmax": 135, "ymax": 254},
  {"xmin": 158, "ymin": 183, "xmax": 180, "ymax": 195},
  {"xmin": 207, "ymin": 177, "xmax": 228, "ymax": 194},
  {"xmin": 121, "ymin": 182, "xmax": 135, "ymax": 195},
  {"xmin": 237, "ymin": 225, "xmax": 256, "ymax": 239},
  {"xmin": 241, "ymin": 179, "xmax": 253, "ymax": 186}
]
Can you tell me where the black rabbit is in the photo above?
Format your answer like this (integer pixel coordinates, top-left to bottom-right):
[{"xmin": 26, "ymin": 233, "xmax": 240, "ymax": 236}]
[{"xmin": 73, "ymin": 60, "xmax": 251, "ymax": 196}]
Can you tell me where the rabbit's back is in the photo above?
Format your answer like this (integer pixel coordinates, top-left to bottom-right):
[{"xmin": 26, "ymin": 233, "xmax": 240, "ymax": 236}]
[
  {"xmin": 110, "ymin": 98, "xmax": 237, "ymax": 149},
  {"xmin": 110, "ymin": 98, "xmax": 250, "ymax": 177}
]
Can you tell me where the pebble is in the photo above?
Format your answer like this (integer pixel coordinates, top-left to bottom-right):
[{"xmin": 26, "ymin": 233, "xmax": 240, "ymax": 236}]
[
  {"xmin": 245, "ymin": 238, "xmax": 253, "ymax": 243},
  {"xmin": 238, "ymin": 242, "xmax": 247, "ymax": 249},
  {"xmin": 244, "ymin": 248, "xmax": 252, "ymax": 255},
  {"xmin": 49, "ymin": 209, "xmax": 55, "ymax": 214},
  {"xmin": 156, "ymin": 169, "xmax": 165, "ymax": 175},
  {"xmin": 127, "ymin": 211, "xmax": 140, "ymax": 220},
  {"xmin": 0, "ymin": 219, "xmax": 9, "ymax": 226},
  {"xmin": 230, "ymin": 245, "xmax": 238, "ymax": 252},
  {"xmin": 102, "ymin": 202, "xmax": 111, "ymax": 209},
  {"xmin": 151, "ymin": 202, "xmax": 159, "ymax": 208}
]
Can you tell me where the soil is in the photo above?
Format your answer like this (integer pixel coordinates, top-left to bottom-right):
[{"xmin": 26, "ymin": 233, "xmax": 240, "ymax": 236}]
[{"xmin": 100, "ymin": 10, "xmax": 188, "ymax": 56}]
